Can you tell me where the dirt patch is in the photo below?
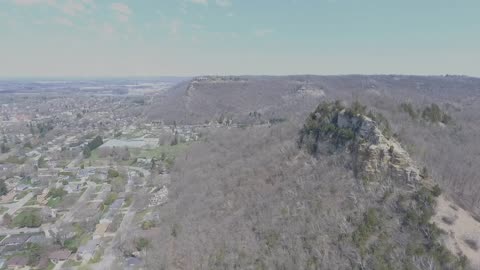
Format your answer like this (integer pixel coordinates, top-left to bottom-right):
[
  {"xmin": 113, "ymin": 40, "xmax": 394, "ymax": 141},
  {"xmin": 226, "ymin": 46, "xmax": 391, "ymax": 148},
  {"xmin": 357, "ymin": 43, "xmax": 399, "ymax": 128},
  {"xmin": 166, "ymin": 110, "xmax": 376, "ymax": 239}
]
[{"xmin": 432, "ymin": 195, "xmax": 480, "ymax": 267}]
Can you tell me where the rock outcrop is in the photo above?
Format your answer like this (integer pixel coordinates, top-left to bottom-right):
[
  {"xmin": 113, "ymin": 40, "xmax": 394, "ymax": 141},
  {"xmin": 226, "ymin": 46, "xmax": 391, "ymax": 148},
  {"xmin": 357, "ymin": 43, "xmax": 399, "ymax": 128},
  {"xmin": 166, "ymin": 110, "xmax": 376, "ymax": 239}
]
[
  {"xmin": 299, "ymin": 101, "xmax": 422, "ymax": 184},
  {"xmin": 335, "ymin": 111, "xmax": 421, "ymax": 184}
]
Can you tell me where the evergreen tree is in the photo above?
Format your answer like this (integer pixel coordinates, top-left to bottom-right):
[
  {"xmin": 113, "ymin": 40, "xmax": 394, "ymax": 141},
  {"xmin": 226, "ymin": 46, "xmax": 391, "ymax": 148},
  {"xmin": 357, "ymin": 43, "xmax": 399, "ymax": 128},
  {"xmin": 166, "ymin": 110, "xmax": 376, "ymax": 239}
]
[{"xmin": 0, "ymin": 179, "xmax": 7, "ymax": 196}]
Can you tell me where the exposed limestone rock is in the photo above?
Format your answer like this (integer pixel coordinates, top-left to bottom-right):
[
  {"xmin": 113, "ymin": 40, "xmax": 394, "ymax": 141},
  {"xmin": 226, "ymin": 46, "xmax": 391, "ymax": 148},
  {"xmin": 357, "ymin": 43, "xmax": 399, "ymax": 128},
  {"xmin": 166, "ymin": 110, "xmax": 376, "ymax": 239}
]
[{"xmin": 335, "ymin": 111, "xmax": 421, "ymax": 184}]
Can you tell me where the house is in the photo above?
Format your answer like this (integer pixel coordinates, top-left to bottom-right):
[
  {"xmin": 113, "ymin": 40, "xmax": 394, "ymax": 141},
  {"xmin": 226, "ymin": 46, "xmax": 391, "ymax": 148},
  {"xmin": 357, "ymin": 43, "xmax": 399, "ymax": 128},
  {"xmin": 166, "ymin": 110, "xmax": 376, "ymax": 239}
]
[
  {"xmin": 25, "ymin": 150, "xmax": 41, "ymax": 158},
  {"xmin": 36, "ymin": 188, "xmax": 49, "ymax": 205},
  {"xmin": 15, "ymin": 184, "xmax": 30, "ymax": 192},
  {"xmin": 64, "ymin": 182, "xmax": 81, "ymax": 194},
  {"xmin": 0, "ymin": 234, "xmax": 31, "ymax": 248},
  {"xmin": 0, "ymin": 164, "xmax": 15, "ymax": 172},
  {"xmin": 41, "ymin": 207, "xmax": 56, "ymax": 219},
  {"xmin": 93, "ymin": 223, "xmax": 109, "ymax": 239},
  {"xmin": 6, "ymin": 255, "xmax": 28, "ymax": 269},
  {"xmin": 48, "ymin": 249, "xmax": 71, "ymax": 263},
  {"xmin": 77, "ymin": 168, "xmax": 96, "ymax": 179},
  {"xmin": 26, "ymin": 233, "xmax": 47, "ymax": 245},
  {"xmin": 35, "ymin": 257, "xmax": 49, "ymax": 269},
  {"xmin": 1, "ymin": 190, "xmax": 17, "ymax": 203}
]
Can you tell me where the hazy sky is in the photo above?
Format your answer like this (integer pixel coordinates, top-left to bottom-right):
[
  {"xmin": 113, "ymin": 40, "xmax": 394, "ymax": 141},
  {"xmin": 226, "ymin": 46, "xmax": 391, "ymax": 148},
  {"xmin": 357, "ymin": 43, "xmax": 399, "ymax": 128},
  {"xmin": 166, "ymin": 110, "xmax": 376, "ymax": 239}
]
[{"xmin": 1, "ymin": 0, "xmax": 479, "ymax": 77}]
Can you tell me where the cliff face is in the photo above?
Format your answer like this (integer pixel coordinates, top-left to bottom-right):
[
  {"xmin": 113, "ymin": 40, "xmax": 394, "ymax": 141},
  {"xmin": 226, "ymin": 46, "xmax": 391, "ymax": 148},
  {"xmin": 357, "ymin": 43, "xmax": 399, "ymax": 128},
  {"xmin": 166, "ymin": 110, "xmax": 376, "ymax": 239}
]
[
  {"xmin": 299, "ymin": 101, "xmax": 423, "ymax": 185},
  {"xmin": 335, "ymin": 111, "xmax": 421, "ymax": 184}
]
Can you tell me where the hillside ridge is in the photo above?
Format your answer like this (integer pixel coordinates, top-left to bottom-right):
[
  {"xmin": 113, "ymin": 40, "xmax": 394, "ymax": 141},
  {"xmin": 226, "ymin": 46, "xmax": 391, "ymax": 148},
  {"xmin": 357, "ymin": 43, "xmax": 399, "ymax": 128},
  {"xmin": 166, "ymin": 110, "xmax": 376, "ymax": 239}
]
[{"xmin": 299, "ymin": 101, "xmax": 473, "ymax": 269}]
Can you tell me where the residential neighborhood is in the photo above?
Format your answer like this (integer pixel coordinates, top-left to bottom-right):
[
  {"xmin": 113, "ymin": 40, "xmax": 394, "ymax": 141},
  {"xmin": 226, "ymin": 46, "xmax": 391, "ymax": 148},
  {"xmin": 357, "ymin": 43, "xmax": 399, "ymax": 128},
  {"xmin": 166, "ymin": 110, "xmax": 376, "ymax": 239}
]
[{"xmin": 0, "ymin": 91, "xmax": 211, "ymax": 269}]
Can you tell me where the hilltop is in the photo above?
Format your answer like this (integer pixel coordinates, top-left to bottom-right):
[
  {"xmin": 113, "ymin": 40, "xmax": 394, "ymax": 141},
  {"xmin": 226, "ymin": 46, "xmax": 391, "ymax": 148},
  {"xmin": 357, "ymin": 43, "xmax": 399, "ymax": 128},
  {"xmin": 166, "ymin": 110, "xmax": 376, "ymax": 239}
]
[
  {"xmin": 145, "ymin": 75, "xmax": 480, "ymax": 220},
  {"xmin": 145, "ymin": 75, "xmax": 480, "ymax": 125},
  {"xmin": 137, "ymin": 101, "xmax": 477, "ymax": 269}
]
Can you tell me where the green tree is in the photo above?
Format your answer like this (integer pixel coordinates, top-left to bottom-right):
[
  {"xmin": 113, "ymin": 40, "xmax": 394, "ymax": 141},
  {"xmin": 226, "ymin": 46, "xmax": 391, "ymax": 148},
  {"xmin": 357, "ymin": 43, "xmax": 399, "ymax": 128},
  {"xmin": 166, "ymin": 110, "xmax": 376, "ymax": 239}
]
[
  {"xmin": 83, "ymin": 146, "xmax": 92, "ymax": 158},
  {"xmin": 0, "ymin": 179, "xmax": 7, "ymax": 196},
  {"xmin": 103, "ymin": 192, "xmax": 118, "ymax": 205},
  {"xmin": 1, "ymin": 143, "xmax": 10, "ymax": 153},
  {"xmin": 14, "ymin": 211, "xmax": 42, "ymax": 228},
  {"xmin": 87, "ymin": 136, "xmax": 104, "ymax": 150},
  {"xmin": 24, "ymin": 141, "xmax": 33, "ymax": 148},
  {"xmin": 135, "ymin": 237, "xmax": 150, "ymax": 251},
  {"xmin": 25, "ymin": 243, "xmax": 42, "ymax": 265},
  {"xmin": 107, "ymin": 168, "xmax": 120, "ymax": 178},
  {"xmin": 48, "ymin": 188, "xmax": 67, "ymax": 198},
  {"xmin": 400, "ymin": 102, "xmax": 418, "ymax": 119},
  {"xmin": 171, "ymin": 134, "xmax": 178, "ymax": 146}
]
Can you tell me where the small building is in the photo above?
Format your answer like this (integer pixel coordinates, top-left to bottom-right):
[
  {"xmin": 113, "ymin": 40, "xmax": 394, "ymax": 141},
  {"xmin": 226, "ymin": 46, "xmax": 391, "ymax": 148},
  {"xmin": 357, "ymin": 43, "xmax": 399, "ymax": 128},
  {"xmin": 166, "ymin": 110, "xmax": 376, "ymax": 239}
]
[
  {"xmin": 77, "ymin": 168, "xmax": 96, "ymax": 179},
  {"xmin": 36, "ymin": 257, "xmax": 49, "ymax": 269},
  {"xmin": 36, "ymin": 188, "xmax": 49, "ymax": 205},
  {"xmin": 26, "ymin": 233, "xmax": 47, "ymax": 245},
  {"xmin": 15, "ymin": 184, "xmax": 30, "ymax": 192},
  {"xmin": 64, "ymin": 183, "xmax": 81, "ymax": 194},
  {"xmin": 93, "ymin": 223, "xmax": 110, "ymax": 239},
  {"xmin": 0, "ymin": 190, "xmax": 17, "ymax": 203},
  {"xmin": 6, "ymin": 255, "xmax": 28, "ymax": 269},
  {"xmin": 0, "ymin": 234, "xmax": 31, "ymax": 248},
  {"xmin": 48, "ymin": 249, "xmax": 71, "ymax": 263}
]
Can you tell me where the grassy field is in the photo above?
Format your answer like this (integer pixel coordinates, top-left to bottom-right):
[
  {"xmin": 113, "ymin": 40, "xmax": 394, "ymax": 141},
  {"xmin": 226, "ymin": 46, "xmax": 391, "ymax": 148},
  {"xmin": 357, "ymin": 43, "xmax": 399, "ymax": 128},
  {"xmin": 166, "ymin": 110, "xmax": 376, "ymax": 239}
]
[
  {"xmin": 15, "ymin": 190, "xmax": 30, "ymax": 200},
  {"xmin": 89, "ymin": 246, "xmax": 105, "ymax": 264},
  {"xmin": 47, "ymin": 196, "xmax": 63, "ymax": 208},
  {"xmin": 12, "ymin": 208, "xmax": 42, "ymax": 228},
  {"xmin": 84, "ymin": 143, "xmax": 190, "ymax": 168}
]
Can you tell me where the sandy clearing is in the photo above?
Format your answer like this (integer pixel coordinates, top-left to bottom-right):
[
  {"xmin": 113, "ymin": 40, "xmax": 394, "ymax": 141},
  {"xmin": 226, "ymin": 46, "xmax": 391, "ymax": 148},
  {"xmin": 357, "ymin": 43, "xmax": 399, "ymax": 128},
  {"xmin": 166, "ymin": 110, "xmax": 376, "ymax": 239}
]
[{"xmin": 432, "ymin": 195, "xmax": 480, "ymax": 268}]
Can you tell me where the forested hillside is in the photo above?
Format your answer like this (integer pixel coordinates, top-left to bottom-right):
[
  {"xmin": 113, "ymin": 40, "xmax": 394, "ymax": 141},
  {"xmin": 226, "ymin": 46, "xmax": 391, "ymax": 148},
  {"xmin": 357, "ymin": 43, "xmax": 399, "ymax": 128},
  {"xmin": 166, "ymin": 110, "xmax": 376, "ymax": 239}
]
[
  {"xmin": 136, "ymin": 101, "xmax": 479, "ymax": 269},
  {"xmin": 146, "ymin": 75, "xmax": 480, "ymax": 217}
]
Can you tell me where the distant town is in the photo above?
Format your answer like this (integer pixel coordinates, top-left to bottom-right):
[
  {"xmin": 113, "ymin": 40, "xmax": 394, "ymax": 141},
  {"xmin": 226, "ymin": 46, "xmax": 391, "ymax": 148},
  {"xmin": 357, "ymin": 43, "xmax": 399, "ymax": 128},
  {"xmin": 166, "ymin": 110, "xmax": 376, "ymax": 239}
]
[{"xmin": 0, "ymin": 79, "xmax": 234, "ymax": 270}]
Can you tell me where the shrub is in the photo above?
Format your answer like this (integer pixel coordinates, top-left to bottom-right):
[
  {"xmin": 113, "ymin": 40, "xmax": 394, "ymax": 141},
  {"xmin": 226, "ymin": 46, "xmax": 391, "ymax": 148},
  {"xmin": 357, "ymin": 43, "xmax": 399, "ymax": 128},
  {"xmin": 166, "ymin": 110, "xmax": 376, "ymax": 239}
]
[
  {"xmin": 171, "ymin": 223, "xmax": 181, "ymax": 238},
  {"xmin": 135, "ymin": 237, "xmax": 150, "ymax": 251},
  {"xmin": 399, "ymin": 102, "xmax": 418, "ymax": 119},
  {"xmin": 0, "ymin": 180, "xmax": 7, "ymax": 196},
  {"xmin": 441, "ymin": 216, "xmax": 456, "ymax": 225},
  {"xmin": 107, "ymin": 168, "xmax": 120, "ymax": 178},
  {"xmin": 141, "ymin": 220, "xmax": 155, "ymax": 230},
  {"xmin": 464, "ymin": 238, "xmax": 479, "ymax": 251},
  {"xmin": 104, "ymin": 192, "xmax": 118, "ymax": 206},
  {"xmin": 432, "ymin": 185, "xmax": 442, "ymax": 197},
  {"xmin": 352, "ymin": 208, "xmax": 381, "ymax": 247},
  {"xmin": 48, "ymin": 187, "xmax": 67, "ymax": 198}
]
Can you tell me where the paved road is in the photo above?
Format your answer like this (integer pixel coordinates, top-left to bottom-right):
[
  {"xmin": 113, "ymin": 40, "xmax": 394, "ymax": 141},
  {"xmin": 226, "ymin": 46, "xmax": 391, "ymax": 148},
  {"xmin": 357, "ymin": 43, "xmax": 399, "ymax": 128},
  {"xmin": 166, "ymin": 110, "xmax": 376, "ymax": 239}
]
[
  {"xmin": 94, "ymin": 206, "xmax": 136, "ymax": 270},
  {"xmin": 0, "ymin": 226, "xmax": 42, "ymax": 235},
  {"xmin": 0, "ymin": 192, "xmax": 34, "ymax": 220},
  {"xmin": 56, "ymin": 181, "xmax": 96, "ymax": 225},
  {"xmin": 66, "ymin": 152, "xmax": 83, "ymax": 168},
  {"xmin": 92, "ymin": 166, "xmax": 149, "ymax": 270}
]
